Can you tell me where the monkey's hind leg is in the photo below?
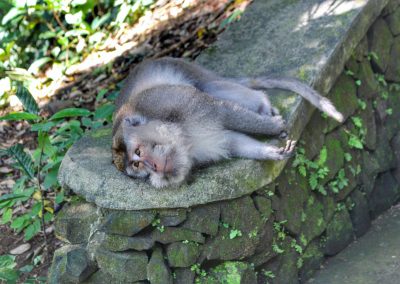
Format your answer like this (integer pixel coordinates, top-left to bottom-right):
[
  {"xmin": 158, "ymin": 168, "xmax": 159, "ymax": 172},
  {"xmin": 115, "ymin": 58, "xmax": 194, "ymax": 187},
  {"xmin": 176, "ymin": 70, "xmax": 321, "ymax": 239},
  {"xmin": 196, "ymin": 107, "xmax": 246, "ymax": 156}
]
[{"xmin": 226, "ymin": 132, "xmax": 296, "ymax": 160}]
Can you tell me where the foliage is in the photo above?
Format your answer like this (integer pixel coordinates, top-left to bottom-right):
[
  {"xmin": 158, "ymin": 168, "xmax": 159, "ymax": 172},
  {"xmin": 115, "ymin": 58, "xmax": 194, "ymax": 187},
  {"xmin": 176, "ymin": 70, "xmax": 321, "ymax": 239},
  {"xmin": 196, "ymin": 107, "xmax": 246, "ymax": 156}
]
[
  {"xmin": 0, "ymin": 254, "xmax": 45, "ymax": 284},
  {"xmin": 346, "ymin": 116, "xmax": 365, "ymax": 150},
  {"xmin": 0, "ymin": 83, "xmax": 114, "ymax": 241},
  {"xmin": 0, "ymin": 0, "xmax": 154, "ymax": 105},
  {"xmin": 292, "ymin": 147, "xmax": 329, "ymax": 195}
]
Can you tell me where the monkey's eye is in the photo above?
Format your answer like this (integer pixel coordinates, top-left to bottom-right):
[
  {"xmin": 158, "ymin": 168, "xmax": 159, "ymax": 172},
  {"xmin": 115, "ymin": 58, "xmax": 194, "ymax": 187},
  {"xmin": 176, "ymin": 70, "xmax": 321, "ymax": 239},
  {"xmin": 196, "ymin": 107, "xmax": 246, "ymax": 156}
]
[
  {"xmin": 135, "ymin": 149, "xmax": 140, "ymax": 156},
  {"xmin": 133, "ymin": 161, "xmax": 140, "ymax": 168}
]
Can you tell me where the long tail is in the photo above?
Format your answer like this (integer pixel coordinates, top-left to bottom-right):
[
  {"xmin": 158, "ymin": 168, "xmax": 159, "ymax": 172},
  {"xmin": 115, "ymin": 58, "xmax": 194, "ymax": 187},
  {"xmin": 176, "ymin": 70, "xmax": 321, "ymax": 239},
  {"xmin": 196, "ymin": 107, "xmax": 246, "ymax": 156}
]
[{"xmin": 238, "ymin": 77, "xmax": 344, "ymax": 123}]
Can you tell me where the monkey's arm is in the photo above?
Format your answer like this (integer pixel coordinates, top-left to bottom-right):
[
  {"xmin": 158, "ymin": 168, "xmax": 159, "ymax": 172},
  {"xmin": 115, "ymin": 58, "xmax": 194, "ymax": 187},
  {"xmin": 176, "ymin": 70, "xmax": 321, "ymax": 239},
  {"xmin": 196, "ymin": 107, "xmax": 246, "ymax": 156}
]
[{"xmin": 225, "ymin": 131, "xmax": 296, "ymax": 160}]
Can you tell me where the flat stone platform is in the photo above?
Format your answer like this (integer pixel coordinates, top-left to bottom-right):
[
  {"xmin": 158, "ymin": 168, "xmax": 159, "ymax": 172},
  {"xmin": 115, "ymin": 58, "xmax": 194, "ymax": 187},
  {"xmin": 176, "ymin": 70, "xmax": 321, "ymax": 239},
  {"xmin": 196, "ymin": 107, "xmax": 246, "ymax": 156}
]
[{"xmin": 58, "ymin": 0, "xmax": 389, "ymax": 210}]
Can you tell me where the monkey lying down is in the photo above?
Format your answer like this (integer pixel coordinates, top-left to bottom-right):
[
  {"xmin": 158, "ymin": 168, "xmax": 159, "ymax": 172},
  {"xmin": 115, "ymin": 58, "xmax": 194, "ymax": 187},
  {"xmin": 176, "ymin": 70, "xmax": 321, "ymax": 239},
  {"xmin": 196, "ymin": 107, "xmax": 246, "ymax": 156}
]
[{"xmin": 112, "ymin": 57, "xmax": 343, "ymax": 188}]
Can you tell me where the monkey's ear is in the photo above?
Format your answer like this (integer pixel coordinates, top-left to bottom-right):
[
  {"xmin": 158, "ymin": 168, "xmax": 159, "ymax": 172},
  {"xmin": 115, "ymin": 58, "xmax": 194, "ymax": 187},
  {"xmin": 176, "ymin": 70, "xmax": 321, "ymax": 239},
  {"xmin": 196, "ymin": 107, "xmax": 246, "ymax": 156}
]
[
  {"xmin": 112, "ymin": 147, "xmax": 125, "ymax": 172},
  {"xmin": 123, "ymin": 115, "xmax": 147, "ymax": 127}
]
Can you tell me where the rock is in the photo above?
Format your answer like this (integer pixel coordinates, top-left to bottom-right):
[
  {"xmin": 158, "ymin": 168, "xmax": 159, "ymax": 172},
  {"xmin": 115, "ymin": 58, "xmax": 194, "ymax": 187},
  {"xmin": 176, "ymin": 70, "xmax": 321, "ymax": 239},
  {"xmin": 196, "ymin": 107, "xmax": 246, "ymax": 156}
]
[
  {"xmin": 298, "ymin": 240, "xmax": 324, "ymax": 282},
  {"xmin": 369, "ymin": 171, "xmax": 400, "ymax": 219},
  {"xmin": 335, "ymin": 150, "xmax": 362, "ymax": 201},
  {"xmin": 385, "ymin": 89, "xmax": 400, "ymax": 138},
  {"xmin": 371, "ymin": 127, "xmax": 396, "ymax": 172},
  {"xmin": 245, "ymin": 219, "xmax": 275, "ymax": 267},
  {"xmin": 101, "ymin": 234, "xmax": 154, "ymax": 251},
  {"xmin": 253, "ymin": 196, "xmax": 273, "ymax": 221},
  {"xmin": 356, "ymin": 59, "xmax": 380, "ymax": 99},
  {"xmin": 101, "ymin": 210, "xmax": 155, "ymax": 236},
  {"xmin": 48, "ymin": 245, "xmax": 97, "ymax": 284},
  {"xmin": 9, "ymin": 243, "xmax": 31, "ymax": 255},
  {"xmin": 382, "ymin": 0, "xmax": 400, "ymax": 16},
  {"xmin": 181, "ymin": 203, "xmax": 220, "ymax": 236},
  {"xmin": 152, "ymin": 227, "xmax": 205, "ymax": 244},
  {"xmin": 392, "ymin": 133, "xmax": 400, "ymax": 184},
  {"xmin": 258, "ymin": 239, "xmax": 299, "ymax": 284},
  {"xmin": 220, "ymin": 196, "xmax": 263, "ymax": 234},
  {"xmin": 201, "ymin": 196, "xmax": 264, "ymax": 261},
  {"xmin": 82, "ymin": 270, "xmax": 118, "ymax": 284},
  {"xmin": 301, "ymin": 195, "xmax": 330, "ymax": 243},
  {"xmin": 198, "ymin": 261, "xmax": 257, "ymax": 284},
  {"xmin": 326, "ymin": 73, "xmax": 358, "ymax": 132},
  {"xmin": 386, "ymin": 38, "xmax": 400, "ymax": 81},
  {"xmin": 147, "ymin": 247, "xmax": 173, "ymax": 284},
  {"xmin": 174, "ymin": 268, "xmax": 195, "ymax": 284},
  {"xmin": 275, "ymin": 173, "xmax": 308, "ymax": 235},
  {"xmin": 359, "ymin": 101, "xmax": 377, "ymax": 150},
  {"xmin": 324, "ymin": 209, "xmax": 354, "ymax": 256},
  {"xmin": 301, "ymin": 111, "xmax": 326, "ymax": 159},
  {"xmin": 367, "ymin": 18, "xmax": 394, "ymax": 73},
  {"xmin": 166, "ymin": 242, "xmax": 200, "ymax": 268},
  {"xmin": 159, "ymin": 209, "xmax": 187, "ymax": 227},
  {"xmin": 321, "ymin": 135, "xmax": 345, "ymax": 183},
  {"xmin": 55, "ymin": 202, "xmax": 98, "ymax": 244},
  {"xmin": 360, "ymin": 151, "xmax": 380, "ymax": 195},
  {"xmin": 385, "ymin": 8, "xmax": 400, "ymax": 36},
  {"xmin": 349, "ymin": 189, "xmax": 371, "ymax": 238},
  {"xmin": 95, "ymin": 249, "xmax": 148, "ymax": 282}
]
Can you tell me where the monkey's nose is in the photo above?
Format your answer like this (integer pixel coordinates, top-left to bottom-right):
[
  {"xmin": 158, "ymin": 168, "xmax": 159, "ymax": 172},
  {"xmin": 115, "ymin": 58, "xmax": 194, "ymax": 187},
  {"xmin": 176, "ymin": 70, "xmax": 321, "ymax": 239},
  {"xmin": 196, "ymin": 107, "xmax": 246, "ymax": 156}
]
[{"xmin": 143, "ymin": 160, "xmax": 157, "ymax": 172}]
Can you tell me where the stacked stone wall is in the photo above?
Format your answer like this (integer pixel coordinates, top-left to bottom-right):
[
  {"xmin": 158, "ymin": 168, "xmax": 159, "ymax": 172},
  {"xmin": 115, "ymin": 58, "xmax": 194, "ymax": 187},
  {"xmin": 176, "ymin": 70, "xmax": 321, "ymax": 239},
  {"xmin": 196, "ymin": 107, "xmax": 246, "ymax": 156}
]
[{"xmin": 49, "ymin": 1, "xmax": 400, "ymax": 283}]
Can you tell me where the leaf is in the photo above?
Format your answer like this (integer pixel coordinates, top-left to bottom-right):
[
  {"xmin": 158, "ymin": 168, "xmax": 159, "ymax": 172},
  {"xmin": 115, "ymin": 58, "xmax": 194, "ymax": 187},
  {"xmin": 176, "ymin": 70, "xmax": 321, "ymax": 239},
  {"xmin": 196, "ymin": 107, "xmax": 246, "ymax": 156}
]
[
  {"xmin": 317, "ymin": 147, "xmax": 327, "ymax": 166},
  {"xmin": 55, "ymin": 191, "xmax": 64, "ymax": 204},
  {"xmin": 7, "ymin": 144, "xmax": 35, "ymax": 179},
  {"xmin": 0, "ymin": 112, "xmax": 41, "ymax": 121},
  {"xmin": 65, "ymin": 29, "xmax": 90, "ymax": 37},
  {"xmin": 10, "ymin": 215, "xmax": 29, "ymax": 230},
  {"xmin": 38, "ymin": 132, "xmax": 57, "ymax": 158},
  {"xmin": 91, "ymin": 13, "xmax": 111, "ymax": 30},
  {"xmin": 43, "ymin": 162, "xmax": 60, "ymax": 189},
  {"xmin": 298, "ymin": 165, "xmax": 306, "ymax": 177},
  {"xmin": 6, "ymin": 68, "xmax": 35, "ymax": 82},
  {"xmin": 309, "ymin": 174, "xmax": 318, "ymax": 190},
  {"xmin": 50, "ymin": 108, "xmax": 91, "ymax": 120},
  {"xmin": 344, "ymin": 153, "xmax": 352, "ymax": 162},
  {"xmin": 15, "ymin": 84, "xmax": 39, "ymax": 114},
  {"xmin": 28, "ymin": 57, "xmax": 52, "ymax": 74},
  {"xmin": 0, "ymin": 193, "xmax": 28, "ymax": 204},
  {"xmin": 31, "ymin": 121, "xmax": 56, "ymax": 131},
  {"xmin": 24, "ymin": 220, "xmax": 41, "ymax": 241},
  {"xmin": 2, "ymin": 208, "xmax": 12, "ymax": 224},
  {"xmin": 2, "ymin": 7, "xmax": 25, "ymax": 25},
  {"xmin": 348, "ymin": 135, "xmax": 363, "ymax": 149},
  {"xmin": 65, "ymin": 11, "xmax": 83, "ymax": 25},
  {"xmin": 94, "ymin": 103, "xmax": 114, "ymax": 120}
]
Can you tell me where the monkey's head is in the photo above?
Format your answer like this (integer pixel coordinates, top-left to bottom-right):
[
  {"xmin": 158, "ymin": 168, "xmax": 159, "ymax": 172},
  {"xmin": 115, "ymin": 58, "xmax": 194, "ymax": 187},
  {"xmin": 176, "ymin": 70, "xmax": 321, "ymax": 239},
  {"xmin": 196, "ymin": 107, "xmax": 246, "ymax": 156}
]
[{"xmin": 112, "ymin": 115, "xmax": 192, "ymax": 188}]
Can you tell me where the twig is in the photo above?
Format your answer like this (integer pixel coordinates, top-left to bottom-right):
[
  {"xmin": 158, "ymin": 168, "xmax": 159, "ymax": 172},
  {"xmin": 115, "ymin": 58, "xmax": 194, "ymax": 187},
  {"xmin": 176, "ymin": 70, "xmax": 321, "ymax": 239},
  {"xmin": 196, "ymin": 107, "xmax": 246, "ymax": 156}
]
[{"xmin": 53, "ymin": 11, "xmax": 67, "ymax": 32}]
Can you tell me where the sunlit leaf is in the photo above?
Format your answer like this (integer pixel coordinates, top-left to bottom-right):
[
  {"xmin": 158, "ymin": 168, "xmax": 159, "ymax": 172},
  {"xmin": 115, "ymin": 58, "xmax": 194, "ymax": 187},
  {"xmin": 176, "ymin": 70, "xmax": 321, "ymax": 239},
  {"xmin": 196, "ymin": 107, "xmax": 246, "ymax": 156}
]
[
  {"xmin": 0, "ymin": 112, "xmax": 41, "ymax": 121},
  {"xmin": 28, "ymin": 57, "xmax": 52, "ymax": 74},
  {"xmin": 49, "ymin": 108, "xmax": 91, "ymax": 120}
]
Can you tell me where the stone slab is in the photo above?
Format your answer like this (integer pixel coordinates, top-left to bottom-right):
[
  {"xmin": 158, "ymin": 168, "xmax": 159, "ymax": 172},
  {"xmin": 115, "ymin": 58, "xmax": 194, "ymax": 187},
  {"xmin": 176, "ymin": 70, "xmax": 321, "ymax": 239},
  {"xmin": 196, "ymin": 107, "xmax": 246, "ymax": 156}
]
[{"xmin": 59, "ymin": 0, "xmax": 389, "ymax": 210}]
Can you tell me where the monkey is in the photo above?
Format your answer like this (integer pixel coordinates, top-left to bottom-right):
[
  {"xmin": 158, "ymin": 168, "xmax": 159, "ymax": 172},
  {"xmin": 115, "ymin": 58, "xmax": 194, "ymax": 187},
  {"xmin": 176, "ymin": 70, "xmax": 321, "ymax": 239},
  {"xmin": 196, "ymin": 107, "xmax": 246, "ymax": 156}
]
[{"xmin": 112, "ymin": 57, "xmax": 343, "ymax": 188}]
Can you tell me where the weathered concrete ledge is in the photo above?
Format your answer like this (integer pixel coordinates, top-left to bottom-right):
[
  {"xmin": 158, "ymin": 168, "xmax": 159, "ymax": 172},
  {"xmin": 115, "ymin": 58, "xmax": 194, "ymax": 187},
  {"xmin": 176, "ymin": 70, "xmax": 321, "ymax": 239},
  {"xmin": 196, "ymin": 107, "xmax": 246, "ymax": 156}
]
[{"xmin": 59, "ymin": 0, "xmax": 389, "ymax": 210}]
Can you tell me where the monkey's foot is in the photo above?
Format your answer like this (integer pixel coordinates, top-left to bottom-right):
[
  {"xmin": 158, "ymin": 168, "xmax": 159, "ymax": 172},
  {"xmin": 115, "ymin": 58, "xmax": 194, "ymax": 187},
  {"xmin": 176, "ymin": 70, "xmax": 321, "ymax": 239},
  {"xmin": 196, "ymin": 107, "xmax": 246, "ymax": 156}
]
[{"xmin": 278, "ymin": 140, "xmax": 296, "ymax": 159}]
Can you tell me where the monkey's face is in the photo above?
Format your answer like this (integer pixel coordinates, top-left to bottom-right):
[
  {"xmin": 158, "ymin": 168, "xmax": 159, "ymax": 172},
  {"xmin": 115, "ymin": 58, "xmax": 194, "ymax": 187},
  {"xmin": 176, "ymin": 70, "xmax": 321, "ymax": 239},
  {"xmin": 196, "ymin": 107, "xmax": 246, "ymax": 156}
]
[{"xmin": 113, "ymin": 115, "xmax": 192, "ymax": 188}]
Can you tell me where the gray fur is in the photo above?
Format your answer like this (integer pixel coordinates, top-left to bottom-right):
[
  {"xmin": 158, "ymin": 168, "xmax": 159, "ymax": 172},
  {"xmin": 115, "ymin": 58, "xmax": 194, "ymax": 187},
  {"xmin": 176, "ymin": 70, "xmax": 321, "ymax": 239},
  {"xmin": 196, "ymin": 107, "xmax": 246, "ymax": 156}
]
[{"xmin": 112, "ymin": 57, "xmax": 342, "ymax": 188}]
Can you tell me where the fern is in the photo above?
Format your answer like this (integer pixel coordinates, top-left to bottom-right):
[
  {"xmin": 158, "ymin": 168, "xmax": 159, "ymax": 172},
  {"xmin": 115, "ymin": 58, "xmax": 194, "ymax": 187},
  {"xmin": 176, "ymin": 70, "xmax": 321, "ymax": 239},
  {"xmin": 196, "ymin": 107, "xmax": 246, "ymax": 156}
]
[
  {"xmin": 15, "ymin": 84, "xmax": 39, "ymax": 114},
  {"xmin": 6, "ymin": 144, "xmax": 35, "ymax": 179}
]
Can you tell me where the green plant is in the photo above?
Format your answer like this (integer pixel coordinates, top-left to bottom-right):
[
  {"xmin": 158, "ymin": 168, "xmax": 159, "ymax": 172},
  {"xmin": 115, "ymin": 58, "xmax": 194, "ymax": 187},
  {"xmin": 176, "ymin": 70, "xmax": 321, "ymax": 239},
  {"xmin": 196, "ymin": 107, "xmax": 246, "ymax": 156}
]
[
  {"xmin": 0, "ymin": 84, "xmax": 114, "ymax": 242},
  {"xmin": 0, "ymin": 254, "xmax": 45, "ymax": 284},
  {"xmin": 328, "ymin": 168, "xmax": 349, "ymax": 194},
  {"xmin": 292, "ymin": 147, "xmax": 329, "ymax": 195},
  {"xmin": 346, "ymin": 116, "xmax": 365, "ymax": 150}
]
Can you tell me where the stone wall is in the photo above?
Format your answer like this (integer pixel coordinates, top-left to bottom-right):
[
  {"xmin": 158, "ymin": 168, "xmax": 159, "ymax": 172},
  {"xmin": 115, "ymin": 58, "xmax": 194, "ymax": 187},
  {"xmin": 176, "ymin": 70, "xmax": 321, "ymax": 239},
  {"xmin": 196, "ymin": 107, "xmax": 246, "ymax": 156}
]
[{"xmin": 48, "ymin": 1, "xmax": 400, "ymax": 283}]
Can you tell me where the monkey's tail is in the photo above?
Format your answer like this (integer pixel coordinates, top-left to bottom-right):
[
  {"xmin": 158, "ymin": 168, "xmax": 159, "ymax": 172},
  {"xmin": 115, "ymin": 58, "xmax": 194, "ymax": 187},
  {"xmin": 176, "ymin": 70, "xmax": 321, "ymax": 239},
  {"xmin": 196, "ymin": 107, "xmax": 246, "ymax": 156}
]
[{"xmin": 238, "ymin": 77, "xmax": 344, "ymax": 123}]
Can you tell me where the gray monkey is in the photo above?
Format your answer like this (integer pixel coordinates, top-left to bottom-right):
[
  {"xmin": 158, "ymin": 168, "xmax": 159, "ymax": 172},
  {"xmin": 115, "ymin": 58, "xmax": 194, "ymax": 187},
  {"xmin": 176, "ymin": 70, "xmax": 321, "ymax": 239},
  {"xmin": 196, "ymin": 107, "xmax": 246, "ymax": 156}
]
[{"xmin": 112, "ymin": 57, "xmax": 343, "ymax": 188}]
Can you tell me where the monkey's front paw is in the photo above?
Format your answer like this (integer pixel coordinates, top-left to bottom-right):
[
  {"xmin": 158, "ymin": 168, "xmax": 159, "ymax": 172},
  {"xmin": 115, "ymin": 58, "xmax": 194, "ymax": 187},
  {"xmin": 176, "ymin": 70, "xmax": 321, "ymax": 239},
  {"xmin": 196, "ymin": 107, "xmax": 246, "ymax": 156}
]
[
  {"xmin": 278, "ymin": 140, "xmax": 296, "ymax": 159},
  {"xmin": 271, "ymin": 115, "xmax": 286, "ymax": 133}
]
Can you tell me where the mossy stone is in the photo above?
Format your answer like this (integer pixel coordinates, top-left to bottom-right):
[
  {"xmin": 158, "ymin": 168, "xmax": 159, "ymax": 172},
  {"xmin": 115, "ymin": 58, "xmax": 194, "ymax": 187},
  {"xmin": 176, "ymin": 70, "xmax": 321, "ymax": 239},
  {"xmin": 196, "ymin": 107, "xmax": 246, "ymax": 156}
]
[
  {"xmin": 48, "ymin": 245, "xmax": 97, "ymax": 284},
  {"xmin": 101, "ymin": 234, "xmax": 154, "ymax": 252},
  {"xmin": 147, "ymin": 247, "xmax": 173, "ymax": 284},
  {"xmin": 321, "ymin": 136, "xmax": 345, "ymax": 184},
  {"xmin": 159, "ymin": 209, "xmax": 187, "ymax": 227},
  {"xmin": 181, "ymin": 203, "xmax": 220, "ymax": 236},
  {"xmin": 152, "ymin": 227, "xmax": 205, "ymax": 244},
  {"xmin": 101, "ymin": 210, "xmax": 155, "ymax": 236},
  {"xmin": 166, "ymin": 242, "xmax": 200, "ymax": 268},
  {"xmin": 253, "ymin": 196, "xmax": 273, "ymax": 221},
  {"xmin": 359, "ymin": 101, "xmax": 377, "ymax": 150},
  {"xmin": 324, "ymin": 209, "xmax": 354, "ymax": 256},
  {"xmin": 386, "ymin": 8, "xmax": 400, "ymax": 36},
  {"xmin": 349, "ymin": 189, "xmax": 371, "ymax": 238},
  {"xmin": 95, "ymin": 249, "xmax": 148, "ymax": 282},
  {"xmin": 245, "ymin": 218, "xmax": 275, "ymax": 267},
  {"xmin": 298, "ymin": 239, "xmax": 324, "ymax": 282},
  {"xmin": 356, "ymin": 59, "xmax": 380, "ymax": 99},
  {"xmin": 301, "ymin": 195, "xmax": 328, "ymax": 243},
  {"xmin": 55, "ymin": 202, "xmax": 98, "ymax": 244},
  {"xmin": 174, "ymin": 268, "xmax": 195, "ymax": 284},
  {"xmin": 367, "ymin": 18, "xmax": 394, "ymax": 73},
  {"xmin": 198, "ymin": 261, "xmax": 257, "ymax": 284},
  {"xmin": 371, "ymin": 127, "xmax": 396, "ymax": 173},
  {"xmin": 301, "ymin": 111, "xmax": 327, "ymax": 160},
  {"xmin": 386, "ymin": 36, "xmax": 400, "ymax": 82},
  {"xmin": 369, "ymin": 171, "xmax": 400, "ymax": 219},
  {"xmin": 385, "ymin": 89, "xmax": 400, "ymax": 139},
  {"xmin": 326, "ymin": 73, "xmax": 358, "ymax": 132}
]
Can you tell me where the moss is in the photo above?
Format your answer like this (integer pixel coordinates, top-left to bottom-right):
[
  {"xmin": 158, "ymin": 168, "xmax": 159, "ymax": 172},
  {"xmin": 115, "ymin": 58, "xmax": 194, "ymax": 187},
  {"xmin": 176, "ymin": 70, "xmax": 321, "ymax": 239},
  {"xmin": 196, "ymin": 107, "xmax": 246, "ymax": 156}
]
[
  {"xmin": 198, "ymin": 261, "xmax": 257, "ymax": 284},
  {"xmin": 90, "ymin": 127, "xmax": 111, "ymax": 138}
]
